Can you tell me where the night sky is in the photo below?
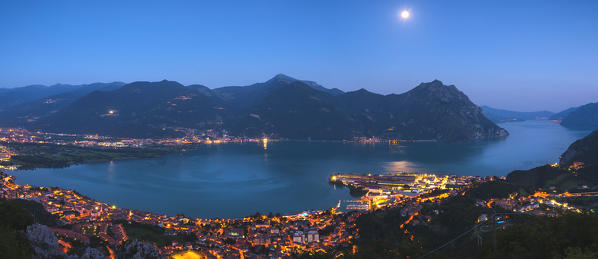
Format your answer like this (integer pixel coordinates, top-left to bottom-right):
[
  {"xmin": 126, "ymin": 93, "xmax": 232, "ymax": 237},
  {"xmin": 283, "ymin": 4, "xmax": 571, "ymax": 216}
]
[{"xmin": 1, "ymin": 0, "xmax": 597, "ymax": 111}]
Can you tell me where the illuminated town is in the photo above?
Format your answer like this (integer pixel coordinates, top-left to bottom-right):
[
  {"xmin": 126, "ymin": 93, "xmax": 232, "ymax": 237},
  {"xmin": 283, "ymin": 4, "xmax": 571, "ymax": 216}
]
[
  {"xmin": 0, "ymin": 127, "xmax": 274, "ymax": 170},
  {"xmin": 330, "ymin": 173, "xmax": 487, "ymax": 210},
  {"xmin": 0, "ymin": 127, "xmax": 271, "ymax": 148},
  {"xmin": 0, "ymin": 144, "xmax": 16, "ymax": 170},
  {"xmin": 0, "ymin": 127, "xmax": 416, "ymax": 155},
  {"xmin": 2, "ymin": 167, "xmax": 593, "ymax": 258}
]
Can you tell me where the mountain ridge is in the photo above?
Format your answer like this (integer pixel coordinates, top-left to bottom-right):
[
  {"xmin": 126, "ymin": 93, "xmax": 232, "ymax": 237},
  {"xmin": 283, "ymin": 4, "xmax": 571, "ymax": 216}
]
[{"xmin": 0, "ymin": 75, "xmax": 508, "ymax": 141}]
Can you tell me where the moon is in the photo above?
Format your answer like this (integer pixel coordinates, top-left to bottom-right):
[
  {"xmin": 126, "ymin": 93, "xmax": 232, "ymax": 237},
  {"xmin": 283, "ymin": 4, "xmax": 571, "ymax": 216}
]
[{"xmin": 400, "ymin": 10, "xmax": 411, "ymax": 20}]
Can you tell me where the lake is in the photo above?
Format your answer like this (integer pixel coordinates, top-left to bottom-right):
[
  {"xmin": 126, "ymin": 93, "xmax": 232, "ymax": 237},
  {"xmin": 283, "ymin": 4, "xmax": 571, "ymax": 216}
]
[{"xmin": 9, "ymin": 120, "xmax": 590, "ymax": 218}]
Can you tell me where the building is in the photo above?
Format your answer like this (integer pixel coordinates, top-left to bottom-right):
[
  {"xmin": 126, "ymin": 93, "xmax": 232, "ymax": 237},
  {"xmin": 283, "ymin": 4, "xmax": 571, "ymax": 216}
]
[
  {"xmin": 226, "ymin": 228, "xmax": 245, "ymax": 239},
  {"xmin": 306, "ymin": 230, "xmax": 319, "ymax": 243},
  {"xmin": 292, "ymin": 231, "xmax": 304, "ymax": 243}
]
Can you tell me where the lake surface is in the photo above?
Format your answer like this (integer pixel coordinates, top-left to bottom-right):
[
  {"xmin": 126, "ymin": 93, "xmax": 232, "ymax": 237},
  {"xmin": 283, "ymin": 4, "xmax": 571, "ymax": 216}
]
[{"xmin": 9, "ymin": 121, "xmax": 590, "ymax": 218}]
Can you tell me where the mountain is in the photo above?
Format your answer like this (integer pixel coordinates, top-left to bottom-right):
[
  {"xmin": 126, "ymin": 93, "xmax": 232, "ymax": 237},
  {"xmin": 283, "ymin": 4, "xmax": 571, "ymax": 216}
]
[
  {"xmin": 366, "ymin": 80, "xmax": 508, "ymax": 141},
  {"xmin": 0, "ymin": 82, "xmax": 124, "ymax": 112},
  {"xmin": 549, "ymin": 106, "xmax": 578, "ymax": 120},
  {"xmin": 0, "ymin": 76, "xmax": 508, "ymax": 141},
  {"xmin": 560, "ymin": 130, "xmax": 598, "ymax": 166},
  {"xmin": 226, "ymin": 80, "xmax": 353, "ymax": 139},
  {"xmin": 31, "ymin": 80, "xmax": 226, "ymax": 137},
  {"xmin": 508, "ymin": 130, "xmax": 598, "ymax": 190},
  {"xmin": 263, "ymin": 74, "xmax": 344, "ymax": 96},
  {"xmin": 560, "ymin": 102, "xmax": 598, "ymax": 130},
  {"xmin": 481, "ymin": 106, "xmax": 554, "ymax": 123},
  {"xmin": 212, "ymin": 74, "xmax": 343, "ymax": 111},
  {"xmin": 0, "ymin": 82, "xmax": 125, "ymax": 126},
  {"xmin": 221, "ymin": 78, "xmax": 507, "ymax": 141}
]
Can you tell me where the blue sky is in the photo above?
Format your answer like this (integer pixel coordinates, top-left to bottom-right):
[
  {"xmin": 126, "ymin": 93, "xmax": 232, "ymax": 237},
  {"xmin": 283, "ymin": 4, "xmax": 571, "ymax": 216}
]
[{"xmin": 1, "ymin": 0, "xmax": 597, "ymax": 111}]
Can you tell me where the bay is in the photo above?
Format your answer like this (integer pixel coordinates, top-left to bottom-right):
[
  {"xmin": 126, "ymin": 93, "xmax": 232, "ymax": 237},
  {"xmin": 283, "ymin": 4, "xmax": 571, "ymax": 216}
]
[{"xmin": 9, "ymin": 120, "xmax": 590, "ymax": 218}]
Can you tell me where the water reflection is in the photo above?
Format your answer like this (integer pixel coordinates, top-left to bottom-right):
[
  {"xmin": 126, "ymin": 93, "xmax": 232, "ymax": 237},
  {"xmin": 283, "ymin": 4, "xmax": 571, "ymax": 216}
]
[{"xmin": 383, "ymin": 161, "xmax": 416, "ymax": 172}]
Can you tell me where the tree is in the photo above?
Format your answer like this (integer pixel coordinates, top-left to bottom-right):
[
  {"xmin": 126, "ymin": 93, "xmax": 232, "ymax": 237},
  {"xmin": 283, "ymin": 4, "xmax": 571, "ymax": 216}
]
[
  {"xmin": 565, "ymin": 247, "xmax": 598, "ymax": 259},
  {"xmin": 0, "ymin": 199, "xmax": 34, "ymax": 258},
  {"xmin": 0, "ymin": 199, "xmax": 34, "ymax": 230}
]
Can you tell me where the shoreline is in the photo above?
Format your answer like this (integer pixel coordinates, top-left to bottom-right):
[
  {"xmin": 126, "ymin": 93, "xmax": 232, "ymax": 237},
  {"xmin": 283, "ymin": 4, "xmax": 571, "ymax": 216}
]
[
  {"xmin": 1, "ymin": 141, "xmax": 196, "ymax": 171},
  {"xmin": 3, "ymin": 168, "xmax": 592, "ymax": 258},
  {"xmin": 2, "ymin": 137, "xmax": 494, "ymax": 171},
  {"xmin": 1, "ymin": 139, "xmax": 432, "ymax": 171}
]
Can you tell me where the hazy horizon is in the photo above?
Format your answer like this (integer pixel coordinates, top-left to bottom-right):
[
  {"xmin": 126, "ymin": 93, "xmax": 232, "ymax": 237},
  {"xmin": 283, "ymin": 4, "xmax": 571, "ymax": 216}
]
[{"xmin": 1, "ymin": 0, "xmax": 597, "ymax": 112}]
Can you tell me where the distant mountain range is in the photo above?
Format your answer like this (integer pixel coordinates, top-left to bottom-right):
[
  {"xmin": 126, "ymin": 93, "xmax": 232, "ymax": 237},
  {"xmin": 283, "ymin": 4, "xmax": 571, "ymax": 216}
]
[
  {"xmin": 0, "ymin": 75, "xmax": 508, "ymax": 141},
  {"xmin": 482, "ymin": 102, "xmax": 597, "ymax": 131},
  {"xmin": 481, "ymin": 106, "xmax": 554, "ymax": 123}
]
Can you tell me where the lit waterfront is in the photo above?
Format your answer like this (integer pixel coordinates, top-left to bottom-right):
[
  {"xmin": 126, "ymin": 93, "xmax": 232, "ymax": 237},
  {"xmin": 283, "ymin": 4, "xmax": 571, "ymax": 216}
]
[
  {"xmin": 0, "ymin": 171, "xmax": 480, "ymax": 257},
  {"xmin": 3, "ymin": 169, "xmax": 591, "ymax": 258},
  {"xmin": 0, "ymin": 127, "xmax": 273, "ymax": 151},
  {"xmin": 1, "ymin": 171, "xmax": 372, "ymax": 257}
]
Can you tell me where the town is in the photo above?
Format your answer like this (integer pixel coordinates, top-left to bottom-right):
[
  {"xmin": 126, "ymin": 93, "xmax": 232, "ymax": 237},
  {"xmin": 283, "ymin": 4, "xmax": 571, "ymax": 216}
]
[
  {"xmin": 2, "ymin": 168, "xmax": 592, "ymax": 258},
  {"xmin": 330, "ymin": 172, "xmax": 483, "ymax": 210},
  {"xmin": 0, "ymin": 127, "xmax": 274, "ymax": 170},
  {"xmin": 0, "ymin": 127, "xmax": 271, "ymax": 149},
  {"xmin": 2, "ymin": 170, "xmax": 359, "ymax": 258}
]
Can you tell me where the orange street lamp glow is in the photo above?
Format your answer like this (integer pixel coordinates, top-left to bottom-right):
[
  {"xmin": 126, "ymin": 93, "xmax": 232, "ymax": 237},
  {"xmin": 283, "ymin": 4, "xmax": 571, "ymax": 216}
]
[
  {"xmin": 172, "ymin": 251, "xmax": 203, "ymax": 259},
  {"xmin": 400, "ymin": 10, "xmax": 410, "ymax": 20}
]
